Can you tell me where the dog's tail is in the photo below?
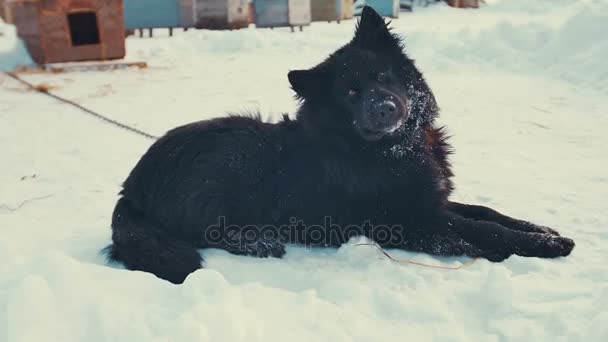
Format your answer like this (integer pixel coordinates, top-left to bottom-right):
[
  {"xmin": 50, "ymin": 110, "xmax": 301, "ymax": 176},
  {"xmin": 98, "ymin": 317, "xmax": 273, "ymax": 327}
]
[{"xmin": 104, "ymin": 197, "xmax": 202, "ymax": 284}]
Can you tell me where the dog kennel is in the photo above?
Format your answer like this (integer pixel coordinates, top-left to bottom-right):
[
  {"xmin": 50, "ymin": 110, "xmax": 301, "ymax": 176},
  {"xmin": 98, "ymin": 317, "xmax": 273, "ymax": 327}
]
[
  {"xmin": 310, "ymin": 0, "xmax": 353, "ymax": 23},
  {"xmin": 7, "ymin": 0, "xmax": 126, "ymax": 64},
  {"xmin": 0, "ymin": 0, "xmax": 6, "ymax": 22},
  {"xmin": 193, "ymin": 0, "xmax": 249, "ymax": 29},
  {"xmin": 253, "ymin": 0, "xmax": 311, "ymax": 30}
]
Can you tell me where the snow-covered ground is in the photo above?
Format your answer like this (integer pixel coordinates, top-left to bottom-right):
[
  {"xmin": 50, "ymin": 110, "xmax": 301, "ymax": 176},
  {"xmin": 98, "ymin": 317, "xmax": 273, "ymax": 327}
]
[{"xmin": 1, "ymin": 0, "xmax": 607, "ymax": 341}]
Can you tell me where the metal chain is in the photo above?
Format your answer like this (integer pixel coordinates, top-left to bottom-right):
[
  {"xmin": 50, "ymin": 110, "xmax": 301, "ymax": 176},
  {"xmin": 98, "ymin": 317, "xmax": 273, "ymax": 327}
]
[{"xmin": 4, "ymin": 71, "xmax": 159, "ymax": 140}]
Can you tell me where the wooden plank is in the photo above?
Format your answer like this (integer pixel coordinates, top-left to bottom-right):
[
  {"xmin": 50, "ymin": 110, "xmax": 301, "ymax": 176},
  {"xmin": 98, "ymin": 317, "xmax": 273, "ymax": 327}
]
[{"xmin": 14, "ymin": 61, "xmax": 148, "ymax": 74}]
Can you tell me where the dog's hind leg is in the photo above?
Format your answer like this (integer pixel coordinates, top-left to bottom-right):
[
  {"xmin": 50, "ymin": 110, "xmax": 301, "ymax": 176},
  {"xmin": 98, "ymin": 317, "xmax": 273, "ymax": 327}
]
[
  {"xmin": 104, "ymin": 198, "xmax": 202, "ymax": 284},
  {"xmin": 447, "ymin": 201, "xmax": 560, "ymax": 236}
]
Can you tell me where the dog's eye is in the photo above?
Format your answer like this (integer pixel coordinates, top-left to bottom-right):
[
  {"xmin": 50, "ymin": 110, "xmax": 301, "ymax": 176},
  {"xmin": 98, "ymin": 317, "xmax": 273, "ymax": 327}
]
[
  {"xmin": 347, "ymin": 88, "xmax": 359, "ymax": 97},
  {"xmin": 377, "ymin": 72, "xmax": 387, "ymax": 83}
]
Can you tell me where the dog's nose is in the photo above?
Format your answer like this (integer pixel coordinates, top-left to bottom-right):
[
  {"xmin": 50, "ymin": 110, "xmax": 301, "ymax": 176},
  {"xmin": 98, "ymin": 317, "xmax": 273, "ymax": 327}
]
[
  {"xmin": 378, "ymin": 100, "xmax": 396, "ymax": 116},
  {"xmin": 371, "ymin": 100, "xmax": 398, "ymax": 124}
]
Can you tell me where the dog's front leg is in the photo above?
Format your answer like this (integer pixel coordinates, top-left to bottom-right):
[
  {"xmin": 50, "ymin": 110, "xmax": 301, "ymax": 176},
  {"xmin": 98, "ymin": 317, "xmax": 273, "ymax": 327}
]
[
  {"xmin": 446, "ymin": 212, "xmax": 574, "ymax": 260},
  {"xmin": 447, "ymin": 201, "xmax": 560, "ymax": 236},
  {"xmin": 376, "ymin": 223, "xmax": 505, "ymax": 261}
]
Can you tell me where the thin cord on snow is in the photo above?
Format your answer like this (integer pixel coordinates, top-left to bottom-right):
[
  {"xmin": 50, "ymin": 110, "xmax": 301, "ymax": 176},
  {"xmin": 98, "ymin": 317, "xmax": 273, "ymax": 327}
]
[
  {"xmin": 3, "ymin": 71, "xmax": 159, "ymax": 140},
  {"xmin": 355, "ymin": 242, "xmax": 478, "ymax": 270},
  {"xmin": 0, "ymin": 194, "xmax": 54, "ymax": 212}
]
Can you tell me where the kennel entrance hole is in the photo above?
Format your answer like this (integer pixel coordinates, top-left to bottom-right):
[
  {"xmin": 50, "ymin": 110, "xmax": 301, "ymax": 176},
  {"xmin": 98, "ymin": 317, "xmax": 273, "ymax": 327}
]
[{"xmin": 68, "ymin": 12, "xmax": 101, "ymax": 46}]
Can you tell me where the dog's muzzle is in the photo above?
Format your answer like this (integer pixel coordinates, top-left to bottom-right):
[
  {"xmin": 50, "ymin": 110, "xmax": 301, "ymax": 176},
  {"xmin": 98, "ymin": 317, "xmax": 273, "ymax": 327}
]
[{"xmin": 357, "ymin": 89, "xmax": 409, "ymax": 141}]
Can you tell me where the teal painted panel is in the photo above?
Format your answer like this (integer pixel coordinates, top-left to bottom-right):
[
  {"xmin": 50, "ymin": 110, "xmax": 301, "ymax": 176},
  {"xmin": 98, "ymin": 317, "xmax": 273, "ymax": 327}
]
[
  {"xmin": 125, "ymin": 0, "xmax": 182, "ymax": 29},
  {"xmin": 366, "ymin": 0, "xmax": 398, "ymax": 18},
  {"xmin": 254, "ymin": 0, "xmax": 289, "ymax": 27}
]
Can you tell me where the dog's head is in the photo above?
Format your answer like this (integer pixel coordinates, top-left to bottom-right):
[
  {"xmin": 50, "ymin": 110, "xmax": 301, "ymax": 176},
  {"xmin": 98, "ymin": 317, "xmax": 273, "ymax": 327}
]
[{"xmin": 290, "ymin": 6, "xmax": 438, "ymax": 142}]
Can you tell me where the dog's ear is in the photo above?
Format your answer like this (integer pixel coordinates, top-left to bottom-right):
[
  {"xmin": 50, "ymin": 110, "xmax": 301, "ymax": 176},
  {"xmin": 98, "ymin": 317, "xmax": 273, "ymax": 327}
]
[
  {"xmin": 357, "ymin": 6, "xmax": 387, "ymax": 34},
  {"xmin": 353, "ymin": 6, "xmax": 400, "ymax": 51},
  {"xmin": 288, "ymin": 69, "xmax": 325, "ymax": 99}
]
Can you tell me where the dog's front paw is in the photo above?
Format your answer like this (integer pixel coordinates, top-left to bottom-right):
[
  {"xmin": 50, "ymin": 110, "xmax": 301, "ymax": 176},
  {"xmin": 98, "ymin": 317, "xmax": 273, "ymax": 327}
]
[
  {"xmin": 543, "ymin": 235, "xmax": 575, "ymax": 257},
  {"xmin": 516, "ymin": 233, "xmax": 575, "ymax": 258}
]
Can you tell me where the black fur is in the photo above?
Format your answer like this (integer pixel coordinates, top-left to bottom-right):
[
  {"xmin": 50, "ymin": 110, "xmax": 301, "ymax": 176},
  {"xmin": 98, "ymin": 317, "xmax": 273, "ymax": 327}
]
[{"xmin": 105, "ymin": 7, "xmax": 574, "ymax": 284}]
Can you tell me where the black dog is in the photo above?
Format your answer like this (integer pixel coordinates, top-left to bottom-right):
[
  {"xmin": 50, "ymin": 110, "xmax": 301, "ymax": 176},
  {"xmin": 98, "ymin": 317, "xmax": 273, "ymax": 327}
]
[{"xmin": 105, "ymin": 7, "xmax": 574, "ymax": 284}]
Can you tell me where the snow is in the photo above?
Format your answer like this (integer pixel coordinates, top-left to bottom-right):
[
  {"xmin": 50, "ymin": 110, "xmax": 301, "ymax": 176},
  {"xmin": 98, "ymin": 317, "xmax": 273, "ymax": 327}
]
[
  {"xmin": 0, "ymin": 23, "xmax": 32, "ymax": 71},
  {"xmin": 1, "ymin": 0, "xmax": 607, "ymax": 341}
]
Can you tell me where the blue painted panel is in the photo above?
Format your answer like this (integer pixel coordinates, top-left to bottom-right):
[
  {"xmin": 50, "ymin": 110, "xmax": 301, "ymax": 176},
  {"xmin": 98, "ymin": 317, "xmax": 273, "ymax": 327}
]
[
  {"xmin": 254, "ymin": 0, "xmax": 289, "ymax": 27},
  {"xmin": 124, "ymin": 0, "xmax": 181, "ymax": 29},
  {"xmin": 366, "ymin": 0, "xmax": 398, "ymax": 18}
]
